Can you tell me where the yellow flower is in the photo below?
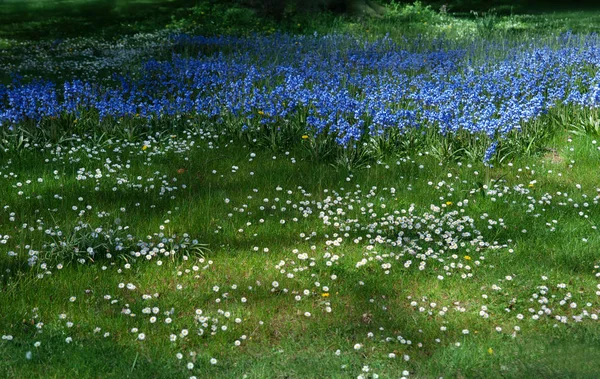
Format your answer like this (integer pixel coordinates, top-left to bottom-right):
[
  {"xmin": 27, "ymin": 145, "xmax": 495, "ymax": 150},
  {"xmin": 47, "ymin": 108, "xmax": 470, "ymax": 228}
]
[
  {"xmin": 142, "ymin": 145, "xmax": 148, "ymax": 151},
  {"xmin": 258, "ymin": 110, "xmax": 265, "ymax": 115},
  {"xmin": 446, "ymin": 201, "xmax": 453, "ymax": 206},
  {"xmin": 321, "ymin": 293, "xmax": 329, "ymax": 297},
  {"xmin": 528, "ymin": 183, "xmax": 534, "ymax": 188},
  {"xmin": 488, "ymin": 347, "xmax": 493, "ymax": 354},
  {"xmin": 464, "ymin": 255, "xmax": 471, "ymax": 260},
  {"xmin": 302, "ymin": 135, "xmax": 309, "ymax": 140}
]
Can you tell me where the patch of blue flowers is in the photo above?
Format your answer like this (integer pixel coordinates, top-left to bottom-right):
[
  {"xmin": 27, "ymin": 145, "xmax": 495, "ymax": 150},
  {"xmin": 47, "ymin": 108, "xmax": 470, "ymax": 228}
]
[{"xmin": 2, "ymin": 32, "xmax": 600, "ymax": 159}]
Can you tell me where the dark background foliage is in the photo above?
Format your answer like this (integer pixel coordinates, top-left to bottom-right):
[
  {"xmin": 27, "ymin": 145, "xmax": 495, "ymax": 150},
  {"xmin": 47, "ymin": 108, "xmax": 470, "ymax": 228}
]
[{"xmin": 1, "ymin": 0, "xmax": 600, "ymax": 41}]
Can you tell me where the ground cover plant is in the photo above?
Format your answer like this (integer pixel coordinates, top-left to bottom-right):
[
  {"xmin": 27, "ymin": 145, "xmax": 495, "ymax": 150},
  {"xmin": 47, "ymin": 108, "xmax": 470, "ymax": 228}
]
[{"xmin": 2, "ymin": 1, "xmax": 600, "ymax": 378}]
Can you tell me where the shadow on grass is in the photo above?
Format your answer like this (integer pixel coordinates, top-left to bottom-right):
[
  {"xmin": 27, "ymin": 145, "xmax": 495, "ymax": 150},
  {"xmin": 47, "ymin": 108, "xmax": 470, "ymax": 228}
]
[
  {"xmin": 0, "ymin": 330, "xmax": 184, "ymax": 378},
  {"xmin": 421, "ymin": 329, "xmax": 600, "ymax": 379}
]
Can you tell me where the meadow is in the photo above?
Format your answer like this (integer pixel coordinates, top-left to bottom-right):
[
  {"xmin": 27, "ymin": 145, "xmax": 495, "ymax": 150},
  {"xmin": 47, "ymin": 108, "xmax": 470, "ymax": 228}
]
[{"xmin": 2, "ymin": 1, "xmax": 600, "ymax": 378}]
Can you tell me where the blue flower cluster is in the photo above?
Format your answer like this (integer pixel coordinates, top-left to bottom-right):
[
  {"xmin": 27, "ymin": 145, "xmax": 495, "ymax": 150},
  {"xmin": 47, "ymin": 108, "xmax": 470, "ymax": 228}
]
[{"xmin": 2, "ymin": 32, "xmax": 600, "ymax": 149}]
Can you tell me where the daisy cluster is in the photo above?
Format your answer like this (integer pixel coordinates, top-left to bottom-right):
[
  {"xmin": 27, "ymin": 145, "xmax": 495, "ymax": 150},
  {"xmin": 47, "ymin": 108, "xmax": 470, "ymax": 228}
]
[
  {"xmin": 0, "ymin": 129, "xmax": 212, "ymax": 270},
  {"xmin": 1, "ymin": 132, "xmax": 600, "ymax": 377}
]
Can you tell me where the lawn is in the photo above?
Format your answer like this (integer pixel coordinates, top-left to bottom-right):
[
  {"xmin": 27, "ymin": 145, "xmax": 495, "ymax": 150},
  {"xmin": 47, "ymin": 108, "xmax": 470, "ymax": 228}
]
[{"xmin": 2, "ymin": 1, "xmax": 600, "ymax": 378}]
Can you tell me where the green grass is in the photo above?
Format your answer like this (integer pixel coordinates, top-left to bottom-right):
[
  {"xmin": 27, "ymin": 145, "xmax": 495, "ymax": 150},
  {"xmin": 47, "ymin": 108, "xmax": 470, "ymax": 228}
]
[{"xmin": 1, "ymin": 117, "xmax": 600, "ymax": 377}]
